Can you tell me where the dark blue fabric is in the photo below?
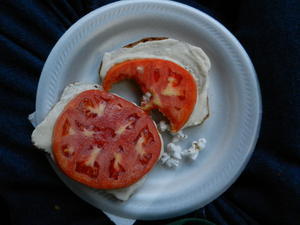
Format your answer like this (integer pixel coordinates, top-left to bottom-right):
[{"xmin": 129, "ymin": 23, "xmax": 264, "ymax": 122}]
[{"xmin": 0, "ymin": 0, "xmax": 299, "ymax": 224}]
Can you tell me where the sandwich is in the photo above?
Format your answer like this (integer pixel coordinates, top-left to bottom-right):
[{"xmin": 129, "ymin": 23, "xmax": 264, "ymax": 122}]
[{"xmin": 31, "ymin": 37, "xmax": 210, "ymax": 200}]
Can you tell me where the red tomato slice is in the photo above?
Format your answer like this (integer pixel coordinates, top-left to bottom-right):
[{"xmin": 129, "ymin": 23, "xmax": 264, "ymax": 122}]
[
  {"xmin": 102, "ymin": 58, "xmax": 197, "ymax": 132},
  {"xmin": 52, "ymin": 90, "xmax": 162, "ymax": 189}
]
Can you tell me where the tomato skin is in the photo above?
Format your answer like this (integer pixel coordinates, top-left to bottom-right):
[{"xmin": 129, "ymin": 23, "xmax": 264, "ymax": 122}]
[
  {"xmin": 52, "ymin": 90, "xmax": 162, "ymax": 189},
  {"xmin": 102, "ymin": 58, "xmax": 197, "ymax": 132}
]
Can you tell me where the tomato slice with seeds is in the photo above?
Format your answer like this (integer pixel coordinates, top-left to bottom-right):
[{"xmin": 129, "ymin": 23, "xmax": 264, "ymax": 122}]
[
  {"xmin": 102, "ymin": 58, "xmax": 197, "ymax": 132},
  {"xmin": 52, "ymin": 90, "xmax": 162, "ymax": 189}
]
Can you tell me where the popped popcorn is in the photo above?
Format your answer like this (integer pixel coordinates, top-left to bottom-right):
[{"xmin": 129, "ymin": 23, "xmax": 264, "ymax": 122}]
[
  {"xmin": 142, "ymin": 92, "xmax": 152, "ymax": 103},
  {"xmin": 165, "ymin": 157, "xmax": 180, "ymax": 168},
  {"xmin": 160, "ymin": 152, "xmax": 170, "ymax": 164},
  {"xmin": 171, "ymin": 130, "xmax": 188, "ymax": 143},
  {"xmin": 166, "ymin": 143, "xmax": 182, "ymax": 160},
  {"xmin": 158, "ymin": 120, "xmax": 170, "ymax": 132},
  {"xmin": 181, "ymin": 138, "xmax": 207, "ymax": 160}
]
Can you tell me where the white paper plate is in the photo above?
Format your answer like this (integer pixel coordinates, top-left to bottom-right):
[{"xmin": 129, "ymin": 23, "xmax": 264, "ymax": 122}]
[{"xmin": 35, "ymin": 0, "xmax": 262, "ymax": 220}]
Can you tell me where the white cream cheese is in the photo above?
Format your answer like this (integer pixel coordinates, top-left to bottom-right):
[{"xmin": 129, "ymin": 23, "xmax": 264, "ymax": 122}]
[
  {"xmin": 31, "ymin": 82, "xmax": 160, "ymax": 201},
  {"xmin": 31, "ymin": 83, "xmax": 101, "ymax": 157},
  {"xmin": 99, "ymin": 38, "xmax": 211, "ymax": 129},
  {"xmin": 106, "ymin": 177, "xmax": 146, "ymax": 201}
]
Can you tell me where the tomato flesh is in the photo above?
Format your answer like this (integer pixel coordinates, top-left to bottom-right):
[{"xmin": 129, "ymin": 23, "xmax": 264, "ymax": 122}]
[
  {"xmin": 52, "ymin": 90, "xmax": 162, "ymax": 189},
  {"xmin": 102, "ymin": 58, "xmax": 197, "ymax": 132}
]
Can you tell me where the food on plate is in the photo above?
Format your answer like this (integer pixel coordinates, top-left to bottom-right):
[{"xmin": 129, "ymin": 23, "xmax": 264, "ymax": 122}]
[
  {"xmin": 159, "ymin": 127, "xmax": 207, "ymax": 168},
  {"xmin": 32, "ymin": 38, "xmax": 211, "ymax": 200},
  {"xmin": 100, "ymin": 38, "xmax": 211, "ymax": 132},
  {"xmin": 52, "ymin": 89, "xmax": 162, "ymax": 189},
  {"xmin": 32, "ymin": 83, "xmax": 163, "ymax": 200}
]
